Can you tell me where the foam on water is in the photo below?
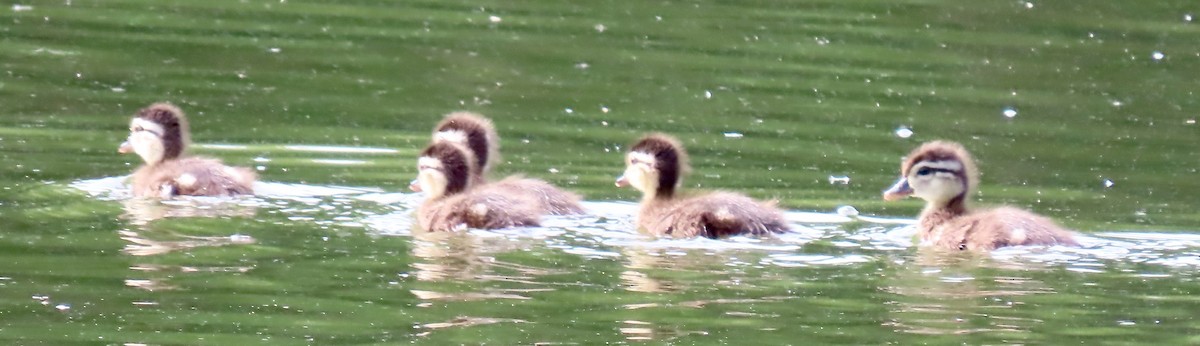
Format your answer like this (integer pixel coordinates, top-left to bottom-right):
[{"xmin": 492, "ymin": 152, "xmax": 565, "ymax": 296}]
[{"xmin": 71, "ymin": 177, "xmax": 1200, "ymax": 271}]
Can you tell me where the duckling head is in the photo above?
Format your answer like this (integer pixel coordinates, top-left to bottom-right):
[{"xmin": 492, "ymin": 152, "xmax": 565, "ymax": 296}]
[
  {"xmin": 883, "ymin": 141, "xmax": 978, "ymax": 207},
  {"xmin": 616, "ymin": 133, "xmax": 690, "ymax": 199},
  {"xmin": 412, "ymin": 141, "xmax": 477, "ymax": 199},
  {"xmin": 118, "ymin": 102, "xmax": 190, "ymax": 165},
  {"xmin": 432, "ymin": 111, "xmax": 499, "ymax": 177}
]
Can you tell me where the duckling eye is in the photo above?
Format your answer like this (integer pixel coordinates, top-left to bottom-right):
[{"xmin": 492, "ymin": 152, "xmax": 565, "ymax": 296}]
[
  {"xmin": 132, "ymin": 126, "xmax": 143, "ymax": 132},
  {"xmin": 958, "ymin": 243, "xmax": 968, "ymax": 251},
  {"xmin": 916, "ymin": 167, "xmax": 932, "ymax": 176}
]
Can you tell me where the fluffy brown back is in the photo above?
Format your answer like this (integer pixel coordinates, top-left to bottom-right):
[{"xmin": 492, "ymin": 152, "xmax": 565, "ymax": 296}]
[
  {"xmin": 484, "ymin": 176, "xmax": 584, "ymax": 215},
  {"xmin": 130, "ymin": 157, "xmax": 255, "ymax": 197},
  {"xmin": 638, "ymin": 191, "xmax": 789, "ymax": 238},
  {"xmin": 922, "ymin": 207, "xmax": 1078, "ymax": 251},
  {"xmin": 418, "ymin": 189, "xmax": 541, "ymax": 231}
]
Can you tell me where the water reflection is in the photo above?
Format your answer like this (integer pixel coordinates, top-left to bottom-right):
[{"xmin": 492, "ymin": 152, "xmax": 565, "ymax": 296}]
[{"xmin": 882, "ymin": 253, "xmax": 1058, "ymax": 337}]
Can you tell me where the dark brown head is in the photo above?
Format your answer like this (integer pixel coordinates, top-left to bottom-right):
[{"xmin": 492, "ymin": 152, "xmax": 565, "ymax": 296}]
[
  {"xmin": 616, "ymin": 133, "xmax": 691, "ymax": 198},
  {"xmin": 412, "ymin": 141, "xmax": 477, "ymax": 199},
  {"xmin": 118, "ymin": 102, "xmax": 191, "ymax": 164},
  {"xmin": 432, "ymin": 111, "xmax": 499, "ymax": 177},
  {"xmin": 883, "ymin": 141, "xmax": 978, "ymax": 209}
]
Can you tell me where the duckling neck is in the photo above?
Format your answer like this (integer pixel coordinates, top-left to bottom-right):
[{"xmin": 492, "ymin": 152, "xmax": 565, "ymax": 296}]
[{"xmin": 919, "ymin": 194, "xmax": 968, "ymax": 230}]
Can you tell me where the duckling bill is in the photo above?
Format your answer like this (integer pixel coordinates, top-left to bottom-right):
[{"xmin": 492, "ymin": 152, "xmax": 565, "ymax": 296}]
[
  {"xmin": 883, "ymin": 140, "xmax": 1079, "ymax": 251},
  {"xmin": 616, "ymin": 133, "xmax": 790, "ymax": 238},
  {"xmin": 120, "ymin": 103, "xmax": 255, "ymax": 198}
]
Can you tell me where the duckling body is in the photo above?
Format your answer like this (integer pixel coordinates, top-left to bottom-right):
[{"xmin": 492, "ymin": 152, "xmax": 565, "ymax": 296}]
[
  {"xmin": 617, "ymin": 133, "xmax": 789, "ymax": 238},
  {"xmin": 413, "ymin": 141, "xmax": 541, "ymax": 231},
  {"xmin": 119, "ymin": 103, "xmax": 255, "ymax": 198},
  {"xmin": 130, "ymin": 157, "xmax": 255, "ymax": 197},
  {"xmin": 883, "ymin": 141, "xmax": 1078, "ymax": 251},
  {"xmin": 431, "ymin": 111, "xmax": 583, "ymax": 214}
]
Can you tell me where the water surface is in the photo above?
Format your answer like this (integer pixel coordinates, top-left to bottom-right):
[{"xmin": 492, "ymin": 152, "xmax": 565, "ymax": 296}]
[{"xmin": 2, "ymin": 0, "xmax": 1199, "ymax": 344}]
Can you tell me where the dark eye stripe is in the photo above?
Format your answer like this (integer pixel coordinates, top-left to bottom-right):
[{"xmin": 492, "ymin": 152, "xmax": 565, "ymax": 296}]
[{"xmin": 915, "ymin": 167, "xmax": 958, "ymax": 176}]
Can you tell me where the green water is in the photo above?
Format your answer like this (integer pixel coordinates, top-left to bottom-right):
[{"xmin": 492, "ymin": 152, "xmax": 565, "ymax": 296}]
[{"xmin": 3, "ymin": 0, "xmax": 1200, "ymax": 344}]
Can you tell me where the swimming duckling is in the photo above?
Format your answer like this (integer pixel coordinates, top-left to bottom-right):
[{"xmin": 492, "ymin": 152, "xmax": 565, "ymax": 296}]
[
  {"xmin": 615, "ymin": 133, "xmax": 790, "ymax": 238},
  {"xmin": 430, "ymin": 111, "xmax": 584, "ymax": 215},
  {"xmin": 411, "ymin": 141, "xmax": 541, "ymax": 231},
  {"xmin": 882, "ymin": 140, "xmax": 1078, "ymax": 251},
  {"xmin": 119, "ymin": 103, "xmax": 255, "ymax": 198}
]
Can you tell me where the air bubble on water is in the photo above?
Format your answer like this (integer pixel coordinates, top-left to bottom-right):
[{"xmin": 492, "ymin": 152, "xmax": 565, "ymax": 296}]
[
  {"xmin": 704, "ymin": 90, "xmax": 712, "ymax": 99},
  {"xmin": 268, "ymin": 47, "xmax": 281, "ymax": 53},
  {"xmin": 55, "ymin": 304, "xmax": 70, "ymax": 311},
  {"xmin": 594, "ymin": 24, "xmax": 606, "ymax": 33},
  {"xmin": 1003, "ymin": 108, "xmax": 1018, "ymax": 118},
  {"xmin": 256, "ymin": 166, "xmax": 266, "ymax": 171},
  {"xmin": 111, "ymin": 87, "xmax": 125, "ymax": 93},
  {"xmin": 601, "ymin": 121, "xmax": 609, "ymax": 126},
  {"xmin": 1185, "ymin": 14, "xmax": 1193, "ymax": 22},
  {"xmin": 600, "ymin": 106, "xmax": 610, "ymax": 113},
  {"xmin": 1151, "ymin": 51, "xmax": 1165, "ymax": 61},
  {"xmin": 488, "ymin": 15, "xmax": 501, "ymax": 23},
  {"xmin": 836, "ymin": 205, "xmax": 859, "ymax": 217},
  {"xmin": 1103, "ymin": 179, "xmax": 1114, "ymax": 188},
  {"xmin": 564, "ymin": 108, "xmax": 574, "ymax": 114},
  {"xmin": 574, "ymin": 62, "xmax": 589, "ymax": 69},
  {"xmin": 12, "ymin": 4, "xmax": 32, "ymax": 11},
  {"xmin": 723, "ymin": 132, "xmax": 743, "ymax": 138},
  {"xmin": 548, "ymin": 168, "xmax": 560, "ymax": 174},
  {"xmin": 894, "ymin": 126, "xmax": 913, "ymax": 138},
  {"xmin": 1186, "ymin": 119, "xmax": 1196, "ymax": 125},
  {"xmin": 1111, "ymin": 100, "xmax": 1123, "ymax": 107},
  {"xmin": 1024, "ymin": 1, "xmax": 1034, "ymax": 9},
  {"xmin": 828, "ymin": 175, "xmax": 850, "ymax": 185}
]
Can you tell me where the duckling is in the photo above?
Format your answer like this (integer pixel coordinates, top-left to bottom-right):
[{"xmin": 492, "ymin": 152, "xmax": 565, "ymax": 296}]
[
  {"xmin": 430, "ymin": 111, "xmax": 584, "ymax": 215},
  {"xmin": 411, "ymin": 141, "xmax": 541, "ymax": 231},
  {"xmin": 118, "ymin": 103, "xmax": 255, "ymax": 198},
  {"xmin": 615, "ymin": 133, "xmax": 790, "ymax": 238},
  {"xmin": 882, "ymin": 141, "xmax": 1078, "ymax": 251}
]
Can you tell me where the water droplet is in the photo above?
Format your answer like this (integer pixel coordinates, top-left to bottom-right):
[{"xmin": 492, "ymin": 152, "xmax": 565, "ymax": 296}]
[
  {"xmin": 1111, "ymin": 100, "xmax": 1123, "ymax": 107},
  {"xmin": 836, "ymin": 205, "xmax": 859, "ymax": 217},
  {"xmin": 1024, "ymin": 1, "xmax": 1034, "ymax": 9},
  {"xmin": 564, "ymin": 108, "xmax": 574, "ymax": 114},
  {"xmin": 488, "ymin": 15, "xmax": 501, "ymax": 23},
  {"xmin": 268, "ymin": 47, "xmax": 281, "ymax": 53},
  {"xmin": 601, "ymin": 121, "xmax": 609, "ymax": 126},
  {"xmin": 1002, "ymin": 108, "xmax": 1018, "ymax": 118},
  {"xmin": 600, "ymin": 106, "xmax": 610, "ymax": 113},
  {"xmin": 894, "ymin": 126, "xmax": 913, "ymax": 138},
  {"xmin": 1186, "ymin": 119, "xmax": 1196, "ymax": 125},
  {"xmin": 723, "ymin": 132, "xmax": 743, "ymax": 138},
  {"xmin": 704, "ymin": 90, "xmax": 712, "ymax": 99},
  {"xmin": 1151, "ymin": 51, "xmax": 1165, "ymax": 61},
  {"xmin": 1103, "ymin": 179, "xmax": 1114, "ymax": 188},
  {"xmin": 828, "ymin": 175, "xmax": 851, "ymax": 185},
  {"xmin": 574, "ymin": 62, "xmax": 589, "ymax": 69},
  {"xmin": 1185, "ymin": 14, "xmax": 1193, "ymax": 22},
  {"xmin": 55, "ymin": 304, "xmax": 70, "ymax": 311},
  {"xmin": 594, "ymin": 24, "xmax": 606, "ymax": 33}
]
